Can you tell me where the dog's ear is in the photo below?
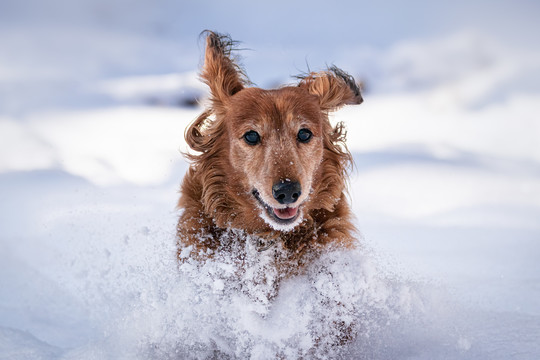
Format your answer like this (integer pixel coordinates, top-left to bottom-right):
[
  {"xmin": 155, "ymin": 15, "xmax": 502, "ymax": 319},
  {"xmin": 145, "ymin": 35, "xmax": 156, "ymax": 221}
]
[
  {"xmin": 298, "ymin": 66, "xmax": 363, "ymax": 111},
  {"xmin": 200, "ymin": 31, "xmax": 246, "ymax": 108}
]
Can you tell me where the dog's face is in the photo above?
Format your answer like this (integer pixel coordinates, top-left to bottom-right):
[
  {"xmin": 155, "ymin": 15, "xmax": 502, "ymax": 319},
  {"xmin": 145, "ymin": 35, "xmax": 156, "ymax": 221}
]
[
  {"xmin": 226, "ymin": 87, "xmax": 325, "ymax": 230},
  {"xmin": 185, "ymin": 32, "xmax": 362, "ymax": 232}
]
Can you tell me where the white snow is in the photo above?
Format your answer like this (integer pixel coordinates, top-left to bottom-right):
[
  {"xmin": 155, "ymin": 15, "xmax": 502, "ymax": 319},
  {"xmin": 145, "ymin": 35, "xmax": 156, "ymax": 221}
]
[
  {"xmin": 0, "ymin": 106, "xmax": 195, "ymax": 186},
  {"xmin": 1, "ymin": 0, "xmax": 540, "ymax": 358}
]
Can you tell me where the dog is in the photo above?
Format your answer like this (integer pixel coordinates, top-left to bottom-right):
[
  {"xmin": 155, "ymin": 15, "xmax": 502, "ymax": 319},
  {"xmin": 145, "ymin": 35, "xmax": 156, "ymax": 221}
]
[{"xmin": 176, "ymin": 31, "xmax": 363, "ymax": 282}]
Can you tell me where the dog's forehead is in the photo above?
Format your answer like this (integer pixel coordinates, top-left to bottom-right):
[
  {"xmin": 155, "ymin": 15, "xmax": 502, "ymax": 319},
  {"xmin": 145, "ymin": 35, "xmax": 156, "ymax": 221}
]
[{"xmin": 227, "ymin": 87, "xmax": 321, "ymax": 126}]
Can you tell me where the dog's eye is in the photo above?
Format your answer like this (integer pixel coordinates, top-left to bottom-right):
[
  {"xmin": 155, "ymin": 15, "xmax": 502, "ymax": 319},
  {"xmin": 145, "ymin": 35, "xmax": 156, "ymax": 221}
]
[
  {"xmin": 297, "ymin": 128, "xmax": 312, "ymax": 143},
  {"xmin": 243, "ymin": 130, "xmax": 261, "ymax": 145}
]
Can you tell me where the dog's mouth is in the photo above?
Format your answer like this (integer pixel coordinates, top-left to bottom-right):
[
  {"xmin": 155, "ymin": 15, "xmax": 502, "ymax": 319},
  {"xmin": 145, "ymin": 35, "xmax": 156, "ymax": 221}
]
[
  {"xmin": 272, "ymin": 206, "xmax": 298, "ymax": 220},
  {"xmin": 252, "ymin": 189, "xmax": 302, "ymax": 228}
]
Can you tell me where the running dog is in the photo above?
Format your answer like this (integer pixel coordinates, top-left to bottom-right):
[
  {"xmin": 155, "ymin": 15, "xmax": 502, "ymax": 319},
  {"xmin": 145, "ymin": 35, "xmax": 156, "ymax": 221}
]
[{"xmin": 177, "ymin": 31, "xmax": 363, "ymax": 278}]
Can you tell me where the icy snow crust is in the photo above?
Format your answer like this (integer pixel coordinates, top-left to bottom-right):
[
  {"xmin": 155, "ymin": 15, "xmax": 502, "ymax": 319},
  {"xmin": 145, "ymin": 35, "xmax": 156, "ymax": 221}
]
[
  {"xmin": 14, "ymin": 221, "xmax": 452, "ymax": 359},
  {"xmin": 173, "ymin": 230, "xmax": 421, "ymax": 359}
]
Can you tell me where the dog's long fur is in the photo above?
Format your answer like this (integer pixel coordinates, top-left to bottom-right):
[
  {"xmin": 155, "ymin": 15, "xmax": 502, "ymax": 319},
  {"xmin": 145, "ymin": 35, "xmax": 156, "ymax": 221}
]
[{"xmin": 177, "ymin": 31, "xmax": 363, "ymax": 274}]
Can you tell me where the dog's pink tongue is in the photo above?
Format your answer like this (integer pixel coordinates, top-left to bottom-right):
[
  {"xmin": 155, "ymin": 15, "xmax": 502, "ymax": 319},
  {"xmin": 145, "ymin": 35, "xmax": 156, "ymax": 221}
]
[{"xmin": 273, "ymin": 207, "xmax": 298, "ymax": 220}]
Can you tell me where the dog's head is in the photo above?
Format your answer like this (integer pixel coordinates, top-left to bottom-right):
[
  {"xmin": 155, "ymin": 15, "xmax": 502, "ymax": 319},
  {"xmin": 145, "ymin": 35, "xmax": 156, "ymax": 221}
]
[{"xmin": 185, "ymin": 31, "xmax": 362, "ymax": 232}]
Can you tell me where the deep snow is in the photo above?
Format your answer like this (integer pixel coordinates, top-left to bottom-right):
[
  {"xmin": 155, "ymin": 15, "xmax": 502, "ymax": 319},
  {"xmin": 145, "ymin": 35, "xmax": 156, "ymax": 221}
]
[{"xmin": 1, "ymin": 0, "xmax": 540, "ymax": 358}]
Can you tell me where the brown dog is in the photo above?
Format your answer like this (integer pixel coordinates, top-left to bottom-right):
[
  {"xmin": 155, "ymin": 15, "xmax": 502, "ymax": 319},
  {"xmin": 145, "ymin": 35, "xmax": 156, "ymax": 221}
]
[{"xmin": 177, "ymin": 31, "xmax": 363, "ymax": 279}]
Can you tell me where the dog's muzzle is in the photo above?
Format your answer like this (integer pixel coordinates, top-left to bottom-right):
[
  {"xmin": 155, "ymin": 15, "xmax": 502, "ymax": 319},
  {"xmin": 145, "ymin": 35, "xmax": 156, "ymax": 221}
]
[{"xmin": 252, "ymin": 189, "xmax": 302, "ymax": 227}]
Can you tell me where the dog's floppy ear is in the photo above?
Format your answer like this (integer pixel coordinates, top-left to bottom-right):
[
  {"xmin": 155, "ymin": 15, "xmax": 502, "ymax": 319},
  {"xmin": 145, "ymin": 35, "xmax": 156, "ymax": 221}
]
[
  {"xmin": 200, "ymin": 31, "xmax": 246, "ymax": 108},
  {"xmin": 298, "ymin": 66, "xmax": 363, "ymax": 111}
]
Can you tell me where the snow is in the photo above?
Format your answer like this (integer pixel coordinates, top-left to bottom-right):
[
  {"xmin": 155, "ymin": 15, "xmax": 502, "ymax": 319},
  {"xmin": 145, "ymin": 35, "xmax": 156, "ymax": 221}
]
[
  {"xmin": 1, "ymin": 0, "xmax": 540, "ymax": 358},
  {"xmin": 0, "ymin": 107, "xmax": 195, "ymax": 185}
]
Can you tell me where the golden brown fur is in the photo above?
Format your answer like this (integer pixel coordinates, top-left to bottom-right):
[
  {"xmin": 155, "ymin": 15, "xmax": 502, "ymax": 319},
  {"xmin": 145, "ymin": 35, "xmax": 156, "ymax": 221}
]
[{"xmin": 177, "ymin": 31, "xmax": 363, "ymax": 274}]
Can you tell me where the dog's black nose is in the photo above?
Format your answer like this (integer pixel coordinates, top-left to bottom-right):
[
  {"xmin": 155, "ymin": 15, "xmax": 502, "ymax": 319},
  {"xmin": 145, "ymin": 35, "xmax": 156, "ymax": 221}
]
[{"xmin": 272, "ymin": 180, "xmax": 301, "ymax": 204}]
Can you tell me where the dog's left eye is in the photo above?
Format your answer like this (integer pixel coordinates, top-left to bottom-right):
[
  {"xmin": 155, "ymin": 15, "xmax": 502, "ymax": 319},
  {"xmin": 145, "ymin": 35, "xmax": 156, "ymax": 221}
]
[{"xmin": 297, "ymin": 128, "xmax": 312, "ymax": 143}]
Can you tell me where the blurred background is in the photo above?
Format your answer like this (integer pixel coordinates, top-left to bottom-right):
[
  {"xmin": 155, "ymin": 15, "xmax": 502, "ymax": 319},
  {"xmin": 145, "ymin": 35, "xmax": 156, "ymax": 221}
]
[
  {"xmin": 1, "ymin": 0, "xmax": 540, "ymax": 114},
  {"xmin": 1, "ymin": 0, "xmax": 539, "ymax": 358}
]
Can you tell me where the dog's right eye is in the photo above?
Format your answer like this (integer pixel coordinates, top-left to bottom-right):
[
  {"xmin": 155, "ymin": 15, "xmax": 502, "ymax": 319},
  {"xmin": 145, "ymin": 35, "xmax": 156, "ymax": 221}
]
[{"xmin": 243, "ymin": 130, "xmax": 260, "ymax": 145}]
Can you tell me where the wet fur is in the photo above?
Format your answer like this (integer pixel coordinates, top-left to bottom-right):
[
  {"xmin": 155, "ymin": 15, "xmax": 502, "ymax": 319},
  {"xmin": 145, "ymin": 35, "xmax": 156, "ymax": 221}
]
[{"xmin": 177, "ymin": 31, "xmax": 363, "ymax": 272}]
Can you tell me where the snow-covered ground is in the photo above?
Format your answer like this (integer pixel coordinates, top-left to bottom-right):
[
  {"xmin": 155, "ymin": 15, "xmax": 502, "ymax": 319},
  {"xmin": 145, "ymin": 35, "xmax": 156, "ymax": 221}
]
[{"xmin": 1, "ymin": 1, "xmax": 540, "ymax": 358}]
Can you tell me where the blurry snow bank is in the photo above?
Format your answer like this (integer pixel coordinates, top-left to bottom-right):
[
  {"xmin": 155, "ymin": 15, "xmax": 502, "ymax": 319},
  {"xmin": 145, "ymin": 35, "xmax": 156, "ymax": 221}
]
[
  {"xmin": 345, "ymin": 31, "xmax": 540, "ymax": 106},
  {"xmin": 343, "ymin": 92, "xmax": 540, "ymax": 166},
  {"xmin": 93, "ymin": 72, "xmax": 206, "ymax": 107},
  {"xmin": 341, "ymin": 92, "xmax": 540, "ymax": 229},
  {"xmin": 0, "ymin": 107, "xmax": 196, "ymax": 186}
]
